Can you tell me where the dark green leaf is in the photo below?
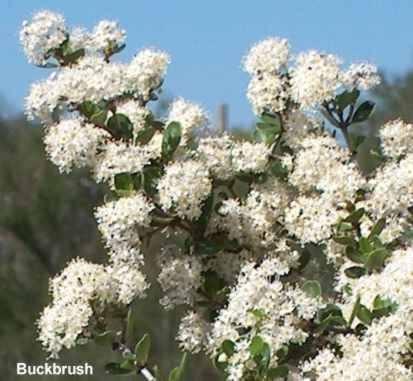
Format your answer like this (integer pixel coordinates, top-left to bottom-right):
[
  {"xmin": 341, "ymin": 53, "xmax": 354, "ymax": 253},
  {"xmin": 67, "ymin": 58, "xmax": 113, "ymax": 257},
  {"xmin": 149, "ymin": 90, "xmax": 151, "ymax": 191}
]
[
  {"xmin": 107, "ymin": 113, "xmax": 133, "ymax": 140},
  {"xmin": 352, "ymin": 101, "xmax": 375, "ymax": 123},
  {"xmin": 335, "ymin": 89, "xmax": 360, "ymax": 111},
  {"xmin": 203, "ymin": 270, "xmax": 226, "ymax": 298},
  {"xmin": 267, "ymin": 365, "xmax": 289, "ymax": 379},
  {"xmin": 302, "ymin": 280, "xmax": 321, "ymax": 298},
  {"xmin": 356, "ymin": 304, "xmax": 373, "ymax": 325},
  {"xmin": 359, "ymin": 237, "xmax": 373, "ymax": 255},
  {"xmin": 333, "ymin": 235, "xmax": 357, "ymax": 246},
  {"xmin": 105, "ymin": 363, "xmax": 132, "ymax": 375},
  {"xmin": 344, "ymin": 266, "xmax": 366, "ymax": 279},
  {"xmin": 142, "ymin": 165, "xmax": 162, "ymax": 196},
  {"xmin": 348, "ymin": 133, "xmax": 366, "ymax": 151},
  {"xmin": 368, "ymin": 218, "xmax": 386, "ymax": 239},
  {"xmin": 168, "ymin": 353, "xmax": 187, "ymax": 381},
  {"xmin": 345, "ymin": 246, "xmax": 365, "ymax": 264},
  {"xmin": 135, "ymin": 334, "xmax": 151, "ymax": 366},
  {"xmin": 344, "ymin": 208, "xmax": 365, "ymax": 224},
  {"xmin": 256, "ymin": 119, "xmax": 281, "ymax": 146},
  {"xmin": 63, "ymin": 48, "xmax": 85, "ymax": 64},
  {"xmin": 249, "ymin": 336, "xmax": 265, "ymax": 357},
  {"xmin": 365, "ymin": 247, "xmax": 389, "ymax": 271},
  {"xmin": 162, "ymin": 122, "xmax": 182, "ymax": 161},
  {"xmin": 114, "ymin": 173, "xmax": 134, "ymax": 192},
  {"xmin": 221, "ymin": 340, "xmax": 235, "ymax": 357}
]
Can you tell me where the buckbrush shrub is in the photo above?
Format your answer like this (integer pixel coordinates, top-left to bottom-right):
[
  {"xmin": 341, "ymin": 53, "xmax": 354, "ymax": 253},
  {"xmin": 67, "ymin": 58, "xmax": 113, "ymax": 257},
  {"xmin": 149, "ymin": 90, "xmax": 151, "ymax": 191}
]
[{"xmin": 21, "ymin": 10, "xmax": 413, "ymax": 381}]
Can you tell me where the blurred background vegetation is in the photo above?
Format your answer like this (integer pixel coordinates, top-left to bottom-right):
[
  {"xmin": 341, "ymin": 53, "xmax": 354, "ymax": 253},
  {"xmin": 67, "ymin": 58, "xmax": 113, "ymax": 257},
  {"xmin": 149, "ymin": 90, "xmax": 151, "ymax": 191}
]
[{"xmin": 0, "ymin": 68, "xmax": 411, "ymax": 380}]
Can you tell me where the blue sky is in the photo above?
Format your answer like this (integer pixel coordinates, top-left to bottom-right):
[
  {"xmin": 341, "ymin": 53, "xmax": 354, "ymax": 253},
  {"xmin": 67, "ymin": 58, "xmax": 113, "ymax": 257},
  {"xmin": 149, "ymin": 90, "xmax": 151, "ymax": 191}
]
[{"xmin": 1, "ymin": 0, "xmax": 413, "ymax": 125}]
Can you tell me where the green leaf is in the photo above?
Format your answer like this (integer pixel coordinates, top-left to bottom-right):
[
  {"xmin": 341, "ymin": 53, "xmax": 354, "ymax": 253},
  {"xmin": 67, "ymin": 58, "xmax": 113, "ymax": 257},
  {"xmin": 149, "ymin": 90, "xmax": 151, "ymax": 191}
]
[
  {"xmin": 348, "ymin": 295, "xmax": 361, "ymax": 327},
  {"xmin": 302, "ymin": 280, "xmax": 321, "ymax": 298},
  {"xmin": 335, "ymin": 89, "xmax": 360, "ymax": 111},
  {"xmin": 372, "ymin": 295, "xmax": 398, "ymax": 318},
  {"xmin": 135, "ymin": 122, "xmax": 157, "ymax": 145},
  {"xmin": 268, "ymin": 159, "xmax": 289, "ymax": 180},
  {"xmin": 348, "ymin": 133, "xmax": 366, "ymax": 151},
  {"xmin": 351, "ymin": 101, "xmax": 375, "ymax": 123},
  {"xmin": 196, "ymin": 192, "xmax": 214, "ymax": 234},
  {"xmin": 260, "ymin": 113, "xmax": 280, "ymax": 125},
  {"xmin": 105, "ymin": 362, "xmax": 132, "ymax": 375},
  {"xmin": 142, "ymin": 164, "xmax": 162, "ymax": 196},
  {"xmin": 203, "ymin": 270, "xmax": 226, "ymax": 298},
  {"xmin": 359, "ymin": 237, "xmax": 373, "ymax": 255},
  {"xmin": 63, "ymin": 48, "xmax": 85, "ymax": 64},
  {"xmin": 345, "ymin": 246, "xmax": 365, "ymax": 264},
  {"xmin": 107, "ymin": 113, "xmax": 133, "ymax": 140},
  {"xmin": 114, "ymin": 173, "xmax": 134, "ymax": 192},
  {"xmin": 221, "ymin": 340, "xmax": 235, "ymax": 357},
  {"xmin": 249, "ymin": 336, "xmax": 265, "ymax": 357},
  {"xmin": 368, "ymin": 218, "xmax": 386, "ymax": 239},
  {"xmin": 356, "ymin": 304, "xmax": 373, "ymax": 325},
  {"xmin": 162, "ymin": 122, "xmax": 182, "ymax": 161},
  {"xmin": 256, "ymin": 118, "xmax": 281, "ymax": 146},
  {"xmin": 168, "ymin": 353, "xmax": 188, "ymax": 381},
  {"xmin": 365, "ymin": 247, "xmax": 389, "ymax": 271},
  {"xmin": 333, "ymin": 235, "xmax": 357, "ymax": 247},
  {"xmin": 344, "ymin": 266, "xmax": 366, "ymax": 279},
  {"xmin": 267, "ymin": 365, "xmax": 289, "ymax": 379},
  {"xmin": 344, "ymin": 208, "xmax": 365, "ymax": 224},
  {"xmin": 249, "ymin": 308, "xmax": 268, "ymax": 321},
  {"xmin": 135, "ymin": 334, "xmax": 151, "ymax": 366},
  {"xmin": 259, "ymin": 343, "xmax": 271, "ymax": 374}
]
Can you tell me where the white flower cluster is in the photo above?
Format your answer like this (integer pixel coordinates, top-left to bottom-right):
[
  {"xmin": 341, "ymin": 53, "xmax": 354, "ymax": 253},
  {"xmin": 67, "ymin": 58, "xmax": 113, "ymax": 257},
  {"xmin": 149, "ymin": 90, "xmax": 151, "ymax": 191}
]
[
  {"xmin": 158, "ymin": 252, "xmax": 203, "ymax": 309},
  {"xmin": 209, "ymin": 258, "xmax": 323, "ymax": 380},
  {"xmin": 307, "ymin": 247, "xmax": 413, "ymax": 381},
  {"xmin": 167, "ymin": 98, "xmax": 208, "ymax": 143},
  {"xmin": 20, "ymin": 10, "xmax": 67, "ymax": 65},
  {"xmin": 38, "ymin": 258, "xmax": 147, "ymax": 358},
  {"xmin": 244, "ymin": 37, "xmax": 381, "ymax": 115},
  {"xmin": 94, "ymin": 193, "xmax": 154, "ymax": 248},
  {"xmin": 44, "ymin": 117, "xmax": 109, "ymax": 173},
  {"xmin": 24, "ymin": 12, "xmax": 413, "ymax": 380},
  {"xmin": 379, "ymin": 119, "xmax": 413, "ymax": 159},
  {"xmin": 91, "ymin": 20, "xmax": 126, "ymax": 52},
  {"xmin": 158, "ymin": 160, "xmax": 212, "ymax": 220},
  {"xmin": 290, "ymin": 135, "xmax": 365, "ymax": 200}
]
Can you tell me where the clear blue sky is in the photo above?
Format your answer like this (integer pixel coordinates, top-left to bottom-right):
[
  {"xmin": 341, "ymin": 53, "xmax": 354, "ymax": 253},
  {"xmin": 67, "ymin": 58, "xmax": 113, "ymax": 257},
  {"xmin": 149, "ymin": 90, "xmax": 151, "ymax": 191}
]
[{"xmin": 1, "ymin": 0, "xmax": 413, "ymax": 125}]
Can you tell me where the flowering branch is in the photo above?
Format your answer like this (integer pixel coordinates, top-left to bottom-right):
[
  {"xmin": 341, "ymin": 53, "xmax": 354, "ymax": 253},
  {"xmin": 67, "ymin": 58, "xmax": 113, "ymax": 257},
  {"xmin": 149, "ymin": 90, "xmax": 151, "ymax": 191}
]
[{"xmin": 21, "ymin": 10, "xmax": 413, "ymax": 381}]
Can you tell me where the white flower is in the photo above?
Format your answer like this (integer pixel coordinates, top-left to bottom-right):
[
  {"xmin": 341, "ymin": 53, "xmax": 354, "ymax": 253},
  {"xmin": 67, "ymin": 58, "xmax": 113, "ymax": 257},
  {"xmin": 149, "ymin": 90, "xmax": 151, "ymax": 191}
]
[
  {"xmin": 166, "ymin": 98, "xmax": 208, "ymax": 142},
  {"xmin": 158, "ymin": 160, "xmax": 212, "ymax": 220},
  {"xmin": 91, "ymin": 20, "xmax": 126, "ymax": 52},
  {"xmin": 246, "ymin": 72, "xmax": 290, "ymax": 115},
  {"xmin": 290, "ymin": 135, "xmax": 365, "ymax": 200},
  {"xmin": 343, "ymin": 62, "xmax": 381, "ymax": 91},
  {"xmin": 109, "ymin": 262, "xmax": 148, "ymax": 305},
  {"xmin": 95, "ymin": 193, "xmax": 154, "ymax": 248},
  {"xmin": 291, "ymin": 50, "xmax": 342, "ymax": 108},
  {"xmin": 243, "ymin": 37, "xmax": 290, "ymax": 75},
  {"xmin": 44, "ymin": 118, "xmax": 109, "ymax": 173},
  {"xmin": 158, "ymin": 254, "xmax": 203, "ymax": 309},
  {"xmin": 20, "ymin": 10, "xmax": 67, "ymax": 65},
  {"xmin": 38, "ymin": 300, "xmax": 92, "ymax": 358},
  {"xmin": 231, "ymin": 141, "xmax": 270, "ymax": 173},
  {"xmin": 379, "ymin": 119, "xmax": 413, "ymax": 159},
  {"xmin": 126, "ymin": 48, "xmax": 170, "ymax": 99},
  {"xmin": 177, "ymin": 311, "xmax": 210, "ymax": 353},
  {"xmin": 197, "ymin": 135, "xmax": 235, "ymax": 180},
  {"xmin": 94, "ymin": 141, "xmax": 153, "ymax": 184},
  {"xmin": 284, "ymin": 194, "xmax": 346, "ymax": 243}
]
